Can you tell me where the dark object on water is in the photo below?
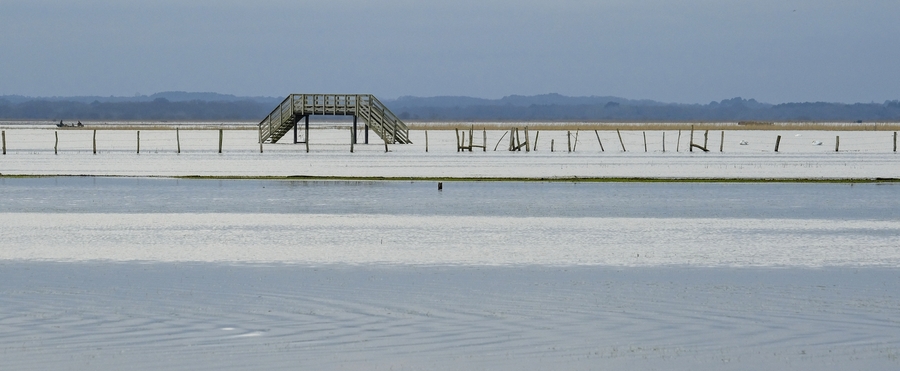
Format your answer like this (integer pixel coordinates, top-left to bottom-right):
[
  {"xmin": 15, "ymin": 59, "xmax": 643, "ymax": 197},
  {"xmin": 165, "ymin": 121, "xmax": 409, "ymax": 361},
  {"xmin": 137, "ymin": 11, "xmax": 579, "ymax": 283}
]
[
  {"xmin": 56, "ymin": 120, "xmax": 82, "ymax": 128},
  {"xmin": 438, "ymin": 182, "xmax": 443, "ymax": 191}
]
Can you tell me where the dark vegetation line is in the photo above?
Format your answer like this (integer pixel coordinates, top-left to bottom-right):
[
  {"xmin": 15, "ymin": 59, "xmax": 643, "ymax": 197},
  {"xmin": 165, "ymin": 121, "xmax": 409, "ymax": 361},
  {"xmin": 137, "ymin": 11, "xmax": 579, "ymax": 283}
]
[
  {"xmin": 2, "ymin": 174, "xmax": 898, "ymax": 183},
  {"xmin": 2, "ymin": 93, "xmax": 900, "ymax": 122}
]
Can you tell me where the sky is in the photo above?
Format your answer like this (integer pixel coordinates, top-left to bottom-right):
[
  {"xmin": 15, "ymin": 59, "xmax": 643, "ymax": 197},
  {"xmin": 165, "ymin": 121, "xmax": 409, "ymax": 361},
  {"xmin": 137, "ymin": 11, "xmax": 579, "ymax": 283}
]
[{"xmin": 2, "ymin": 0, "xmax": 898, "ymax": 104}]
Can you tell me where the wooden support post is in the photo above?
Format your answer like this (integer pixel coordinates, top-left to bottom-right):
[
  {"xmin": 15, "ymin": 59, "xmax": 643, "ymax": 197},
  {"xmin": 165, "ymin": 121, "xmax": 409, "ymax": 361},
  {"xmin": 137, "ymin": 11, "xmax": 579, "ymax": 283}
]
[
  {"xmin": 350, "ymin": 127, "xmax": 355, "ymax": 153},
  {"xmin": 438, "ymin": 182, "xmax": 442, "ymax": 191},
  {"xmin": 533, "ymin": 131, "xmax": 540, "ymax": 151},
  {"xmin": 662, "ymin": 132, "xmax": 665, "ymax": 152},
  {"xmin": 703, "ymin": 130, "xmax": 709, "ymax": 149},
  {"xmin": 551, "ymin": 139, "xmax": 555, "ymax": 152},
  {"xmin": 689, "ymin": 125, "xmax": 694, "ymax": 152},
  {"xmin": 676, "ymin": 130, "xmax": 681, "ymax": 152},
  {"xmin": 594, "ymin": 130, "xmax": 604, "ymax": 152},
  {"xmin": 775, "ymin": 135, "xmax": 781, "ymax": 152},
  {"xmin": 383, "ymin": 134, "xmax": 389, "ymax": 153},
  {"xmin": 493, "ymin": 131, "xmax": 508, "ymax": 151},
  {"xmin": 469, "ymin": 125, "xmax": 475, "ymax": 152},
  {"xmin": 177, "ymin": 129, "xmax": 182, "ymax": 154},
  {"xmin": 617, "ymin": 129, "xmax": 626, "ymax": 152},
  {"xmin": 483, "ymin": 128, "xmax": 487, "ymax": 152},
  {"xmin": 92, "ymin": 130, "xmax": 97, "ymax": 154},
  {"xmin": 218, "ymin": 129, "xmax": 223, "ymax": 154},
  {"xmin": 894, "ymin": 132, "xmax": 897, "ymax": 152},
  {"xmin": 643, "ymin": 131, "xmax": 647, "ymax": 152},
  {"xmin": 352, "ymin": 115, "xmax": 358, "ymax": 144},
  {"xmin": 835, "ymin": 136, "xmax": 840, "ymax": 152},
  {"xmin": 508, "ymin": 127, "xmax": 515, "ymax": 151},
  {"xmin": 305, "ymin": 115, "xmax": 310, "ymax": 152},
  {"xmin": 294, "ymin": 120, "xmax": 299, "ymax": 144},
  {"xmin": 54, "ymin": 131, "xmax": 58, "ymax": 155},
  {"xmin": 425, "ymin": 130, "xmax": 429, "ymax": 152},
  {"xmin": 364, "ymin": 124, "xmax": 369, "ymax": 144},
  {"xmin": 137, "ymin": 131, "xmax": 140, "ymax": 154},
  {"xmin": 2, "ymin": 130, "xmax": 6, "ymax": 155},
  {"xmin": 567, "ymin": 131, "xmax": 571, "ymax": 152},
  {"xmin": 525, "ymin": 127, "xmax": 530, "ymax": 152},
  {"xmin": 455, "ymin": 128, "xmax": 461, "ymax": 152},
  {"xmin": 720, "ymin": 131, "xmax": 724, "ymax": 152}
]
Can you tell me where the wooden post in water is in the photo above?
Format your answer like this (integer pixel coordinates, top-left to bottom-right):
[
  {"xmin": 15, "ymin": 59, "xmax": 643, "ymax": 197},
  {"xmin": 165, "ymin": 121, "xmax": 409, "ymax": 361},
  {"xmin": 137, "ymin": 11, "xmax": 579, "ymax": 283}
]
[
  {"xmin": 493, "ymin": 131, "xmax": 508, "ymax": 151},
  {"xmin": 92, "ymin": 130, "xmax": 97, "ymax": 154},
  {"xmin": 218, "ymin": 129, "xmax": 223, "ymax": 154},
  {"xmin": 482, "ymin": 128, "xmax": 487, "ymax": 152},
  {"xmin": 662, "ymin": 132, "xmax": 665, "ymax": 152},
  {"xmin": 525, "ymin": 127, "xmax": 530, "ymax": 152},
  {"xmin": 425, "ymin": 130, "xmax": 429, "ymax": 152},
  {"xmin": 703, "ymin": 130, "xmax": 709, "ymax": 149},
  {"xmin": 567, "ymin": 131, "xmax": 571, "ymax": 153},
  {"xmin": 177, "ymin": 129, "xmax": 182, "ymax": 154},
  {"xmin": 383, "ymin": 134, "xmax": 389, "ymax": 153},
  {"xmin": 54, "ymin": 131, "xmax": 58, "ymax": 155},
  {"xmin": 350, "ymin": 127, "xmax": 355, "ymax": 153},
  {"xmin": 894, "ymin": 132, "xmax": 897, "ymax": 152},
  {"xmin": 616, "ymin": 129, "xmax": 626, "ymax": 152},
  {"xmin": 573, "ymin": 130, "xmax": 579, "ymax": 152},
  {"xmin": 551, "ymin": 139, "xmax": 555, "ymax": 152},
  {"xmin": 835, "ymin": 136, "xmax": 840, "ymax": 152},
  {"xmin": 775, "ymin": 135, "xmax": 781, "ymax": 152},
  {"xmin": 676, "ymin": 130, "xmax": 681, "ymax": 152},
  {"xmin": 689, "ymin": 126, "xmax": 695, "ymax": 152},
  {"xmin": 515, "ymin": 128, "xmax": 521, "ymax": 151},
  {"xmin": 533, "ymin": 131, "xmax": 540, "ymax": 151},
  {"xmin": 137, "ymin": 131, "xmax": 141, "ymax": 154},
  {"xmin": 2, "ymin": 130, "xmax": 5, "ymax": 155},
  {"xmin": 643, "ymin": 131, "xmax": 647, "ymax": 152},
  {"xmin": 594, "ymin": 130, "xmax": 604, "ymax": 152},
  {"xmin": 455, "ymin": 128, "xmax": 460, "ymax": 152},
  {"xmin": 720, "ymin": 131, "xmax": 724, "ymax": 152},
  {"xmin": 469, "ymin": 125, "xmax": 475, "ymax": 152}
]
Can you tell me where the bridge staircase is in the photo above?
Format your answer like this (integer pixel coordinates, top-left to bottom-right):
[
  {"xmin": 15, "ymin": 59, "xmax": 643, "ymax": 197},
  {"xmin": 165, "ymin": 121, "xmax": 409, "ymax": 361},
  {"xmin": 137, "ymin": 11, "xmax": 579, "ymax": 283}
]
[{"xmin": 258, "ymin": 94, "xmax": 411, "ymax": 144}]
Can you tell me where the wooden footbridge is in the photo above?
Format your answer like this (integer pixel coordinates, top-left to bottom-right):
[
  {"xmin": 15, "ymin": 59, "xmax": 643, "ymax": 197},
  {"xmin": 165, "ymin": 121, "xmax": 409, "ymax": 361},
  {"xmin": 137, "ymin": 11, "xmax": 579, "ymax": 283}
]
[{"xmin": 258, "ymin": 94, "xmax": 411, "ymax": 145}]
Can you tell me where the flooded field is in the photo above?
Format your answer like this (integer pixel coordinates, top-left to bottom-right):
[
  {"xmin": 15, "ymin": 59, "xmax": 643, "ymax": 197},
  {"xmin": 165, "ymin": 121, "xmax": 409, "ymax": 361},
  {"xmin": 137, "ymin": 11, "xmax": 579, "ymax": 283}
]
[{"xmin": 2, "ymin": 129, "xmax": 899, "ymax": 370}]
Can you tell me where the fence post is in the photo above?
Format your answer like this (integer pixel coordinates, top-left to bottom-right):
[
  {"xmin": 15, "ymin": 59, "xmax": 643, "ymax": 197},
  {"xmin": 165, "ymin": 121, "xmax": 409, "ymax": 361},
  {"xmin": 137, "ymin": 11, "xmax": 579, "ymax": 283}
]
[
  {"xmin": 1, "ymin": 130, "xmax": 5, "ymax": 155},
  {"xmin": 775, "ymin": 135, "xmax": 781, "ymax": 152},
  {"xmin": 425, "ymin": 130, "xmax": 429, "ymax": 152},
  {"xmin": 720, "ymin": 131, "xmax": 724, "ymax": 152},
  {"xmin": 617, "ymin": 129, "xmax": 626, "ymax": 152},
  {"xmin": 93, "ymin": 130, "xmax": 97, "ymax": 154},
  {"xmin": 835, "ymin": 135, "xmax": 840, "ymax": 152},
  {"xmin": 676, "ymin": 130, "xmax": 681, "ymax": 152},
  {"xmin": 662, "ymin": 132, "xmax": 665, "ymax": 152},
  {"xmin": 137, "ymin": 131, "xmax": 140, "ymax": 154},
  {"xmin": 218, "ymin": 129, "xmax": 223, "ymax": 154},
  {"xmin": 567, "ymin": 131, "xmax": 571, "ymax": 152},
  {"xmin": 643, "ymin": 131, "xmax": 647, "ymax": 152},
  {"xmin": 594, "ymin": 130, "xmax": 604, "ymax": 152},
  {"xmin": 177, "ymin": 129, "xmax": 182, "ymax": 154},
  {"xmin": 689, "ymin": 125, "xmax": 694, "ymax": 152},
  {"xmin": 894, "ymin": 132, "xmax": 897, "ymax": 152},
  {"xmin": 54, "ymin": 131, "xmax": 58, "ymax": 155}
]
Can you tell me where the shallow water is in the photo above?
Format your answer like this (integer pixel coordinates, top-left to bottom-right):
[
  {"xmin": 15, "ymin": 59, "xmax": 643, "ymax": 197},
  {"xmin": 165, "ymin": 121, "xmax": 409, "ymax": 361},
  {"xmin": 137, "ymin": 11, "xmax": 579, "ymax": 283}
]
[
  {"xmin": 1, "ymin": 263, "xmax": 898, "ymax": 371},
  {"xmin": 2, "ymin": 177, "xmax": 898, "ymax": 219},
  {"xmin": 2, "ymin": 178, "xmax": 899, "ymax": 370}
]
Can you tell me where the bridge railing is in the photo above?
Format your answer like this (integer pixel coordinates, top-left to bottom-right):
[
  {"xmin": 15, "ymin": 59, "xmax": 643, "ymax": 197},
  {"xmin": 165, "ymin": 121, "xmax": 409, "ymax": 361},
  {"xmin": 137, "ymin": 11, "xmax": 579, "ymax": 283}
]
[{"xmin": 259, "ymin": 94, "xmax": 411, "ymax": 144}]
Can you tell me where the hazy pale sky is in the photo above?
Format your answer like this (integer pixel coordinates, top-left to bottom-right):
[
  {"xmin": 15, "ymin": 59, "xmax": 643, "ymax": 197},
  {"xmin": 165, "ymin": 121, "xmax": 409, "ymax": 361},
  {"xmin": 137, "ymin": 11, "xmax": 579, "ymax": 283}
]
[{"xmin": 2, "ymin": 0, "xmax": 898, "ymax": 103}]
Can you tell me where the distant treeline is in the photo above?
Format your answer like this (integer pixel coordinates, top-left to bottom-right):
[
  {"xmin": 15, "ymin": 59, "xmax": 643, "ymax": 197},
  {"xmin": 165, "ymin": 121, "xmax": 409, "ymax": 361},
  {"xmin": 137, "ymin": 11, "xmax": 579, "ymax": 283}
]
[
  {"xmin": 0, "ymin": 98, "xmax": 271, "ymax": 121},
  {"xmin": 389, "ymin": 96, "xmax": 900, "ymax": 122},
  {"xmin": 2, "ymin": 93, "xmax": 900, "ymax": 122}
]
